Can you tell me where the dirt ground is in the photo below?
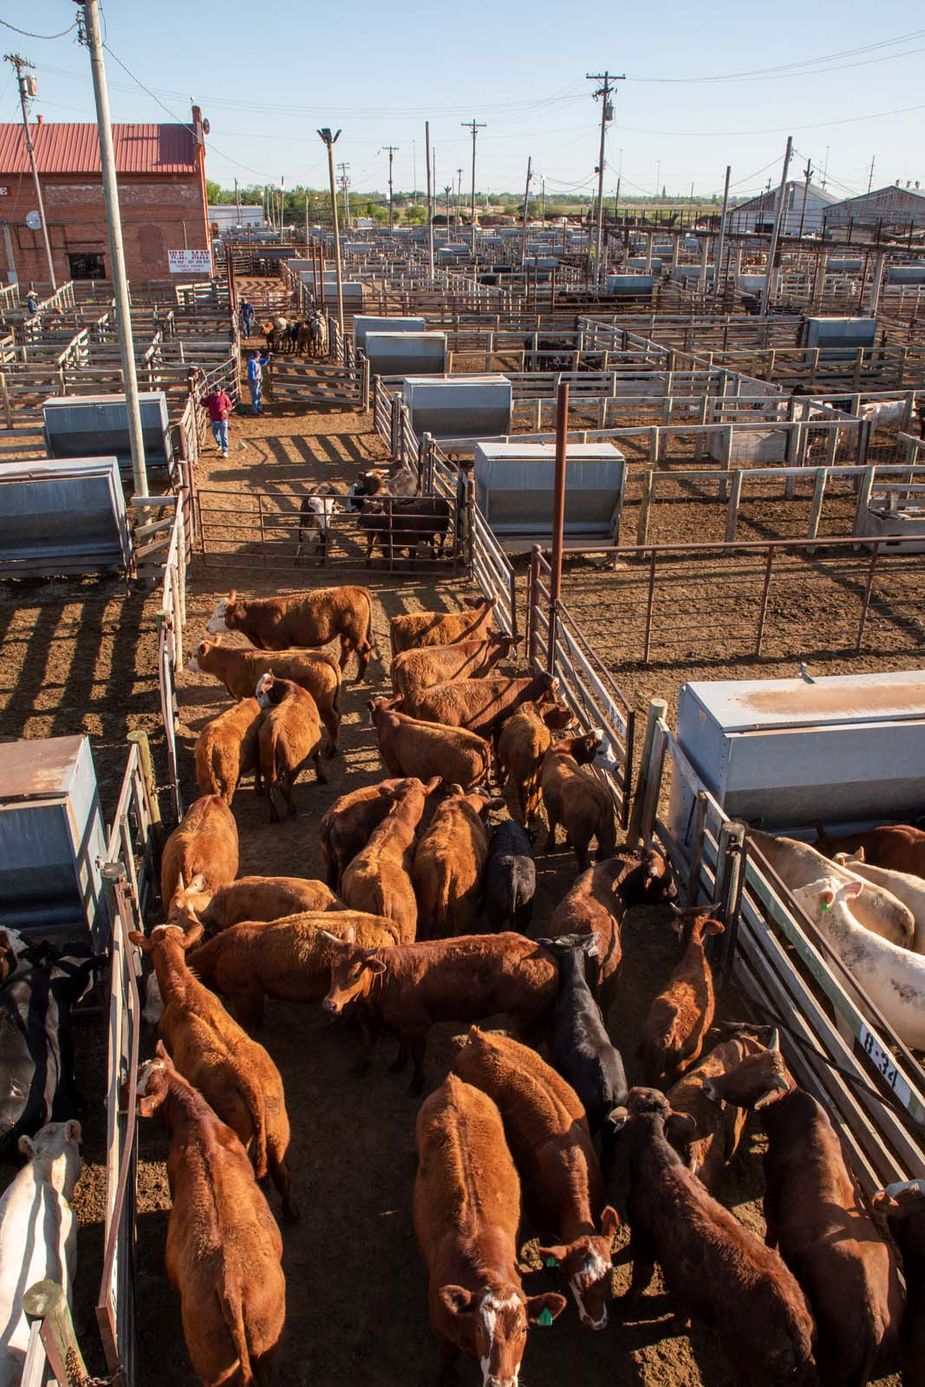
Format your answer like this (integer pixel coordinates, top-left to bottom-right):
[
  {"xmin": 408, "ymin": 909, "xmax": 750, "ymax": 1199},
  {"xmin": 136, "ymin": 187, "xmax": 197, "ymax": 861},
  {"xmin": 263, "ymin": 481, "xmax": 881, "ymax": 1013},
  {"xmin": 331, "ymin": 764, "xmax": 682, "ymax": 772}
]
[{"xmin": 0, "ymin": 343, "xmax": 908, "ymax": 1386}]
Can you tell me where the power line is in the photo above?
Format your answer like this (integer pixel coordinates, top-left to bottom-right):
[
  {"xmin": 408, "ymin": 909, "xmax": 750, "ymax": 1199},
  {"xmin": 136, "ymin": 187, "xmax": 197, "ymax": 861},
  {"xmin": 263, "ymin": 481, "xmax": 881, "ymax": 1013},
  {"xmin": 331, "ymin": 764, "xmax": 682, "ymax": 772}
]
[
  {"xmin": 628, "ymin": 29, "xmax": 925, "ymax": 83},
  {"xmin": 0, "ymin": 18, "xmax": 77, "ymax": 41}
]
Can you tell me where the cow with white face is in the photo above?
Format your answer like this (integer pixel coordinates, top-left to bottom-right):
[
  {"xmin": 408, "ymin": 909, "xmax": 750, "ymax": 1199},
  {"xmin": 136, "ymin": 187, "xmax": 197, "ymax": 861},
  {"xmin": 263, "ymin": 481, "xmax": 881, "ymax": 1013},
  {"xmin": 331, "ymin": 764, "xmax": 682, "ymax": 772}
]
[
  {"xmin": 414, "ymin": 1075, "xmax": 564, "ymax": 1386},
  {"xmin": 0, "ymin": 1120, "xmax": 81, "ymax": 1387}
]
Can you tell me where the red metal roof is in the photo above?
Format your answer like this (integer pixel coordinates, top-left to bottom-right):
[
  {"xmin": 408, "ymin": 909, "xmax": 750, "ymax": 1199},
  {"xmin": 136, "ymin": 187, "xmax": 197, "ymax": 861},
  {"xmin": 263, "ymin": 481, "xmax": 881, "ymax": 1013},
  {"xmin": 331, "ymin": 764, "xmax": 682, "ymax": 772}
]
[{"xmin": 0, "ymin": 122, "xmax": 198, "ymax": 176}]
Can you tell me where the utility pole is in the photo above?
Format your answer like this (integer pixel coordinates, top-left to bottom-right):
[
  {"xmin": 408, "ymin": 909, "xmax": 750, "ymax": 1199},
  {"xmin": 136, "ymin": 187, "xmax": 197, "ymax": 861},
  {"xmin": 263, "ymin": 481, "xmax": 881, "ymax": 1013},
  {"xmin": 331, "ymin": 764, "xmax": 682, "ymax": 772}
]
[
  {"xmin": 798, "ymin": 158, "xmax": 813, "ymax": 239},
  {"xmin": 713, "ymin": 163, "xmax": 731, "ymax": 309},
  {"xmin": 318, "ymin": 128, "xmax": 344, "ymax": 337},
  {"xmin": 587, "ymin": 70, "xmax": 624, "ymax": 286},
  {"xmin": 379, "ymin": 146, "xmax": 399, "ymax": 233},
  {"xmin": 456, "ymin": 167, "xmax": 463, "ymax": 236},
  {"xmin": 425, "ymin": 121, "xmax": 434, "ymax": 283},
  {"xmin": 5, "ymin": 53, "xmax": 56, "ymax": 290},
  {"xmin": 444, "ymin": 184, "xmax": 452, "ymax": 229},
  {"xmin": 541, "ymin": 174, "xmax": 546, "ymax": 228},
  {"xmin": 461, "ymin": 119, "xmax": 486, "ymax": 250},
  {"xmin": 867, "ymin": 155, "xmax": 876, "ymax": 194},
  {"xmin": 74, "ymin": 2, "xmax": 147, "ymax": 496},
  {"xmin": 520, "ymin": 156, "xmax": 532, "ymax": 267},
  {"xmin": 336, "ymin": 162, "xmax": 350, "ymax": 229},
  {"xmin": 760, "ymin": 134, "xmax": 793, "ymax": 317},
  {"xmin": 234, "ymin": 177, "xmax": 240, "ymax": 224}
]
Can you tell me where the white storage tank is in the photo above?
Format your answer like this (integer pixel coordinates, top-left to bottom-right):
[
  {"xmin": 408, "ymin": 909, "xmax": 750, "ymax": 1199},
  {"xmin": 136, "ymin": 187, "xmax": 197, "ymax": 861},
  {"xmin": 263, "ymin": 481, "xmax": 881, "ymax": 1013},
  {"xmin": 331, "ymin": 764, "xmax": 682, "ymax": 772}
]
[
  {"xmin": 364, "ymin": 331, "xmax": 447, "ymax": 377},
  {"xmin": 474, "ymin": 441, "xmax": 625, "ymax": 541},
  {"xmin": 0, "ymin": 735, "xmax": 109, "ymax": 943},
  {"xmin": 403, "ymin": 374, "xmax": 512, "ymax": 439},
  {"xmin": 669, "ymin": 670, "xmax": 925, "ymax": 851},
  {"xmin": 354, "ymin": 315, "xmax": 427, "ymax": 351}
]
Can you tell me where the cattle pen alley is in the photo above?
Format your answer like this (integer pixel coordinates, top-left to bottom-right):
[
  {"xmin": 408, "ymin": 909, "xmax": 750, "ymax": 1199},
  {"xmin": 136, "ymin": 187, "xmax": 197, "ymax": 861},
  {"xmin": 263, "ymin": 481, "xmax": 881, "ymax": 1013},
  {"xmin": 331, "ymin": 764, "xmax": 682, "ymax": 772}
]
[{"xmin": 2, "ymin": 255, "xmax": 925, "ymax": 1387}]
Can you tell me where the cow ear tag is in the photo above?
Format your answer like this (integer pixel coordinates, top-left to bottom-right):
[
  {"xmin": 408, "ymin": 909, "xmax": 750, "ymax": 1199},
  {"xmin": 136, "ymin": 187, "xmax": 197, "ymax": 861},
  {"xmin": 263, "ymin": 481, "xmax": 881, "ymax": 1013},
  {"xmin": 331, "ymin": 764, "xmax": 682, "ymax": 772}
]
[
  {"xmin": 820, "ymin": 900, "xmax": 829, "ymax": 912},
  {"xmin": 544, "ymin": 1257, "xmax": 559, "ymax": 1269},
  {"xmin": 538, "ymin": 1307, "xmax": 554, "ymax": 1327}
]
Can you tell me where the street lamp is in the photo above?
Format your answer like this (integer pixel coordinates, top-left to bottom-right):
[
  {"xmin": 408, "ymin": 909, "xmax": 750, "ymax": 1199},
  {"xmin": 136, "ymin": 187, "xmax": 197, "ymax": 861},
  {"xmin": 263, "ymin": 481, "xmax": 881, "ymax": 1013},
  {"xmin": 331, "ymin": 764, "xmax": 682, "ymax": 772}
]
[{"xmin": 317, "ymin": 127, "xmax": 344, "ymax": 338}]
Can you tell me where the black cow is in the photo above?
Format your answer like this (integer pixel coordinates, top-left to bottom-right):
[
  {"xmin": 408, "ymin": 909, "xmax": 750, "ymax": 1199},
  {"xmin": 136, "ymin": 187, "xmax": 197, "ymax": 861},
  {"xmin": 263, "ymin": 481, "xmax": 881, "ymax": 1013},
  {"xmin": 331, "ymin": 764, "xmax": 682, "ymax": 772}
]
[
  {"xmin": 357, "ymin": 496, "xmax": 450, "ymax": 563},
  {"xmin": 0, "ymin": 941, "xmax": 103, "ymax": 1149},
  {"xmin": 483, "ymin": 821, "xmax": 536, "ymax": 932},
  {"xmin": 537, "ymin": 933, "xmax": 627, "ymax": 1164}
]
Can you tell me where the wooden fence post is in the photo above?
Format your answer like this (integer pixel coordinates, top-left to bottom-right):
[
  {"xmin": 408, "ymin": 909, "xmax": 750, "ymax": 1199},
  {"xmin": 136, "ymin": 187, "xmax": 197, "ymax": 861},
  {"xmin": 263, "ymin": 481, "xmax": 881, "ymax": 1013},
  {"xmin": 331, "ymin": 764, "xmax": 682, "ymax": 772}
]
[
  {"xmin": 626, "ymin": 697, "xmax": 668, "ymax": 848},
  {"xmin": 23, "ymin": 1281, "xmax": 87, "ymax": 1387},
  {"xmin": 715, "ymin": 820, "xmax": 747, "ymax": 977},
  {"xmin": 127, "ymin": 730, "xmax": 162, "ymax": 829}
]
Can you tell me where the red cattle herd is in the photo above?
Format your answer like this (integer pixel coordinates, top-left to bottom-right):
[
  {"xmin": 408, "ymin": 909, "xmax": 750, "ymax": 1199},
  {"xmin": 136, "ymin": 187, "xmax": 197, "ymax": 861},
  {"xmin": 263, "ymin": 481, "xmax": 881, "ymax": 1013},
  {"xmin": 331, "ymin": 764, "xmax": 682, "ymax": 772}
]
[{"xmin": 122, "ymin": 582, "xmax": 918, "ymax": 1387}]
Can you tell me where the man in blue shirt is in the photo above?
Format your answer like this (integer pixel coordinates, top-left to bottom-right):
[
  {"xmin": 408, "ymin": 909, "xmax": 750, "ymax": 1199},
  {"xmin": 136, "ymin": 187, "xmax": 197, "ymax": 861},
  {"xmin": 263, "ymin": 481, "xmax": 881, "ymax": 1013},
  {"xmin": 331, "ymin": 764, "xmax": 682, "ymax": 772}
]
[
  {"xmin": 239, "ymin": 298, "xmax": 255, "ymax": 338},
  {"xmin": 246, "ymin": 349, "xmax": 271, "ymax": 414}
]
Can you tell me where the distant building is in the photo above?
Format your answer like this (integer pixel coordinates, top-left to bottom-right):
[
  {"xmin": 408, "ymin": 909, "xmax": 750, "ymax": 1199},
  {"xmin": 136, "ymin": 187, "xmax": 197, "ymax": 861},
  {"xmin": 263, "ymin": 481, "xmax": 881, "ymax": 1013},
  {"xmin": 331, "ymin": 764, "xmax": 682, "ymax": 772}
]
[
  {"xmin": 0, "ymin": 107, "xmax": 211, "ymax": 288},
  {"xmin": 822, "ymin": 184, "xmax": 925, "ymax": 233},
  {"xmin": 728, "ymin": 182, "xmax": 837, "ymax": 236},
  {"xmin": 208, "ymin": 204, "xmax": 264, "ymax": 234}
]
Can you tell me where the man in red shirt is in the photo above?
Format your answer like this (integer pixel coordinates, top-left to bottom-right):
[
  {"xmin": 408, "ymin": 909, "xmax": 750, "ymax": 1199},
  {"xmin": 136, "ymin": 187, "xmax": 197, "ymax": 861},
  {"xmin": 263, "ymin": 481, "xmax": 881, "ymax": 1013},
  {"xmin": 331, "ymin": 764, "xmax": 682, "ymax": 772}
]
[{"xmin": 199, "ymin": 383, "xmax": 234, "ymax": 457}]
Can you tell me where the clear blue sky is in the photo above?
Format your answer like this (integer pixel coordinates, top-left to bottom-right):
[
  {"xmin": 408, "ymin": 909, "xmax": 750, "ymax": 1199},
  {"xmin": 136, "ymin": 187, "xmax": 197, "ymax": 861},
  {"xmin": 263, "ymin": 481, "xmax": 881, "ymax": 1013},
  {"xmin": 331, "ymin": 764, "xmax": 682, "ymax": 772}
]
[{"xmin": 4, "ymin": 2, "xmax": 924, "ymax": 202}]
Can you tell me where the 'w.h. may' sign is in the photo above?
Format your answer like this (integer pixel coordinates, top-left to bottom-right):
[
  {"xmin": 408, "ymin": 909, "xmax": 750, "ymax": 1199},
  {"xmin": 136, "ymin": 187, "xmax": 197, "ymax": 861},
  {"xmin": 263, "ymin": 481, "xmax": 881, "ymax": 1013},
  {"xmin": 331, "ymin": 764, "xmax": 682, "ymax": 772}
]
[{"xmin": 168, "ymin": 249, "xmax": 212, "ymax": 274}]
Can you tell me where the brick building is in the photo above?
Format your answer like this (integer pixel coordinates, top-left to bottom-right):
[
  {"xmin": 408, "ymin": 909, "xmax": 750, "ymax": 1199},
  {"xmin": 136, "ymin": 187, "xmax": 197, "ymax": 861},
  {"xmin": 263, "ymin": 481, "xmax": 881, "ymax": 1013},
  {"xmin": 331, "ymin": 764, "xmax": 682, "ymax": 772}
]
[{"xmin": 0, "ymin": 106, "xmax": 211, "ymax": 289}]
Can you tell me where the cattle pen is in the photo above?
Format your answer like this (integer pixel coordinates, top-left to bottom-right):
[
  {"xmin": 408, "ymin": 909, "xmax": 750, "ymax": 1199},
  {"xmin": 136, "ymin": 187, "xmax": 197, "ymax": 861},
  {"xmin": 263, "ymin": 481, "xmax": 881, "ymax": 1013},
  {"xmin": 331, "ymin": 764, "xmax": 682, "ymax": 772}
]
[{"xmin": 2, "ymin": 243, "xmax": 925, "ymax": 1387}]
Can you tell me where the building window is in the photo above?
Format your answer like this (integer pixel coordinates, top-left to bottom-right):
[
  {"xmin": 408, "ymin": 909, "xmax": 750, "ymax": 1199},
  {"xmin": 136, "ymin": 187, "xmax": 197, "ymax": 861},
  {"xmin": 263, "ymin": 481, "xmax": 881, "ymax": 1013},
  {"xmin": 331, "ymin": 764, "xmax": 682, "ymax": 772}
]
[{"xmin": 68, "ymin": 252, "xmax": 106, "ymax": 279}]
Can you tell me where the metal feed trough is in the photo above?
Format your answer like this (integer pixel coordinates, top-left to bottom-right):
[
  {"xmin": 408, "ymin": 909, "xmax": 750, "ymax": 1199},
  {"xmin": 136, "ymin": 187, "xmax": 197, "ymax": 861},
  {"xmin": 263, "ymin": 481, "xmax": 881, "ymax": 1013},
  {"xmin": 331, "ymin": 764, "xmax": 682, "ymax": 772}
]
[
  {"xmin": 43, "ymin": 392, "xmax": 174, "ymax": 476},
  {"xmin": 474, "ymin": 440, "xmax": 625, "ymax": 544},
  {"xmin": 353, "ymin": 315, "xmax": 427, "ymax": 350},
  {"xmin": 364, "ymin": 331, "xmax": 447, "ymax": 378},
  {"xmin": 403, "ymin": 374, "xmax": 513, "ymax": 439},
  {"xmin": 0, "ymin": 457, "xmax": 131, "ymax": 578},
  {"xmin": 0, "ymin": 734, "xmax": 109, "ymax": 944},
  {"xmin": 668, "ymin": 671, "xmax": 925, "ymax": 838}
]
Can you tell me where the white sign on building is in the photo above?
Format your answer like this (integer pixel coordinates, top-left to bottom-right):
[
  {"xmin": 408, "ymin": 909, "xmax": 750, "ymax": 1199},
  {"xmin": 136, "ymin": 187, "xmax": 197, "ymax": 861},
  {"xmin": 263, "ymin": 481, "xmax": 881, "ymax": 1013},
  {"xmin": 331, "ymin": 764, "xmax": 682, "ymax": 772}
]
[{"xmin": 167, "ymin": 248, "xmax": 212, "ymax": 274}]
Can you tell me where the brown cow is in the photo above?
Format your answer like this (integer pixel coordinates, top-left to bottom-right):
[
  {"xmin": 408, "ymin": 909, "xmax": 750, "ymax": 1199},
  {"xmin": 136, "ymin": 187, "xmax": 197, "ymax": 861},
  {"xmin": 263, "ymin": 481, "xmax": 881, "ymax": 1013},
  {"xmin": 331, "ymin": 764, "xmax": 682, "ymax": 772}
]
[
  {"xmin": 188, "ymin": 638, "xmax": 341, "ymax": 752},
  {"xmin": 541, "ymin": 731, "xmax": 616, "ymax": 871},
  {"xmin": 169, "ymin": 873, "xmax": 342, "ymax": 932},
  {"xmin": 705, "ymin": 1048, "xmax": 903, "ymax": 1386},
  {"xmin": 130, "ymin": 924, "xmax": 296, "ymax": 1221},
  {"xmin": 817, "ymin": 821, "xmax": 925, "ymax": 880},
  {"xmin": 872, "ymin": 1180, "xmax": 925, "ymax": 1387},
  {"xmin": 546, "ymin": 849, "xmax": 674, "ymax": 998},
  {"xmin": 322, "ymin": 931, "xmax": 558, "ymax": 1092},
  {"xmin": 369, "ymin": 697, "xmax": 491, "ymax": 791},
  {"xmin": 496, "ymin": 701, "xmax": 575, "ymax": 827},
  {"xmin": 319, "ymin": 778, "xmax": 419, "ymax": 890},
  {"xmin": 134, "ymin": 1046, "xmax": 285, "ymax": 1387},
  {"xmin": 194, "ymin": 697, "xmax": 263, "ymax": 803},
  {"xmin": 642, "ymin": 908, "xmax": 724, "ymax": 1085},
  {"xmin": 160, "ymin": 795, "xmax": 239, "ymax": 908},
  {"xmin": 453, "ymin": 1028, "xmax": 619, "ymax": 1331},
  {"xmin": 207, "ymin": 584, "xmax": 376, "ymax": 679},
  {"xmin": 190, "ymin": 913, "xmax": 401, "ymax": 1028},
  {"xmin": 255, "ymin": 674, "xmax": 325, "ymax": 821},
  {"xmin": 610, "ymin": 1087, "xmax": 814, "ymax": 1387},
  {"xmin": 391, "ymin": 633, "xmax": 519, "ymax": 700},
  {"xmin": 664, "ymin": 1032, "xmax": 769, "ymax": 1191},
  {"xmin": 412, "ymin": 788, "xmax": 499, "ymax": 939},
  {"xmin": 341, "ymin": 778, "xmax": 438, "ymax": 942},
  {"xmin": 402, "ymin": 672, "xmax": 563, "ymax": 741},
  {"xmin": 389, "ymin": 595, "xmax": 498, "ymax": 658},
  {"xmin": 414, "ymin": 1075, "xmax": 565, "ymax": 1384}
]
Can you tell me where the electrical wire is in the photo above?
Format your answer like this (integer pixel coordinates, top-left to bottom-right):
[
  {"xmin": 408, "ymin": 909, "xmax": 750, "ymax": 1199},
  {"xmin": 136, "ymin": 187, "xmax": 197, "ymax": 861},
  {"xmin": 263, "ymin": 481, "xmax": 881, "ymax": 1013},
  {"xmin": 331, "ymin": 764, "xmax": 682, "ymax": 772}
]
[
  {"xmin": 617, "ymin": 99, "xmax": 925, "ymax": 139},
  {"xmin": 0, "ymin": 17, "xmax": 78, "ymax": 41},
  {"xmin": 628, "ymin": 29, "xmax": 925, "ymax": 83}
]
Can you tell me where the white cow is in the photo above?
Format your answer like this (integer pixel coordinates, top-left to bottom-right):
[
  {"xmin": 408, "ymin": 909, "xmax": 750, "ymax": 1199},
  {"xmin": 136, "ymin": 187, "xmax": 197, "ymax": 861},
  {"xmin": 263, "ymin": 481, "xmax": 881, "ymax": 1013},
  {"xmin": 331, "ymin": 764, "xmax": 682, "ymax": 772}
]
[
  {"xmin": 0, "ymin": 1121, "xmax": 81, "ymax": 1387},
  {"xmin": 835, "ymin": 850, "xmax": 925, "ymax": 955},
  {"xmin": 296, "ymin": 492, "xmax": 339, "ymax": 563},
  {"xmin": 750, "ymin": 831, "xmax": 914, "ymax": 946},
  {"xmin": 859, "ymin": 399, "xmax": 907, "ymax": 434},
  {"xmin": 792, "ymin": 876, "xmax": 925, "ymax": 1051}
]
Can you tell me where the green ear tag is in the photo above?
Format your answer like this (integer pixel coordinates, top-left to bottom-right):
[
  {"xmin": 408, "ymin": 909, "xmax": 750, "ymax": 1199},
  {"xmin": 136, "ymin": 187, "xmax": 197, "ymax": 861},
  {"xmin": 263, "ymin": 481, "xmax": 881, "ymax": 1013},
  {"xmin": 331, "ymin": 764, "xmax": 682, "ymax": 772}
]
[
  {"xmin": 544, "ymin": 1257, "xmax": 559, "ymax": 1269},
  {"xmin": 538, "ymin": 1308, "xmax": 554, "ymax": 1327},
  {"xmin": 820, "ymin": 900, "xmax": 829, "ymax": 912}
]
